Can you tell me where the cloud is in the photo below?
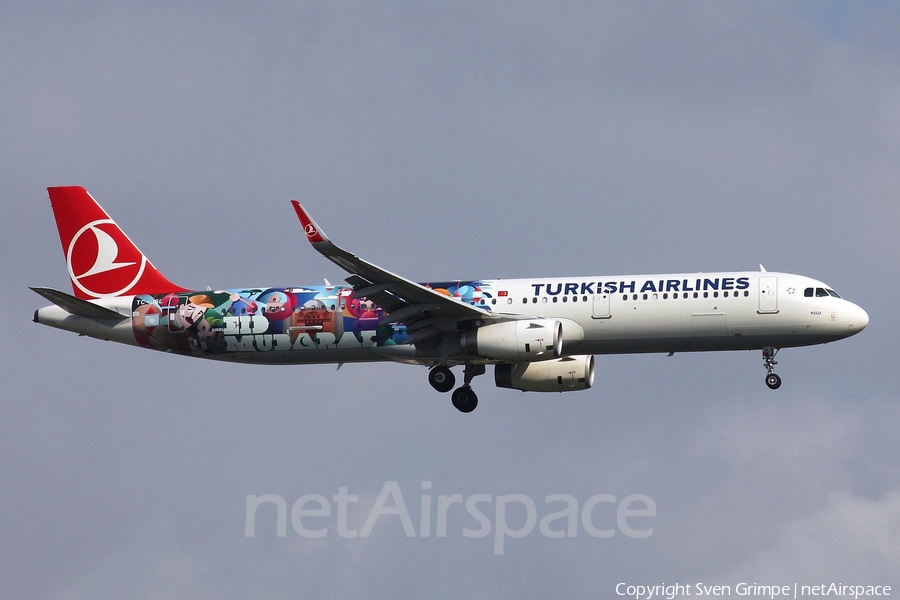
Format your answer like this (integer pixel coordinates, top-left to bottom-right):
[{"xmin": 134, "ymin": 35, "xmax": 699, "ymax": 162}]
[
  {"xmin": 709, "ymin": 491, "xmax": 900, "ymax": 582},
  {"xmin": 48, "ymin": 546, "xmax": 221, "ymax": 600}
]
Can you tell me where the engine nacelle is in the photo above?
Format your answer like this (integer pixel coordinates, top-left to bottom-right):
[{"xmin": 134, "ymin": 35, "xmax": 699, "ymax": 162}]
[
  {"xmin": 494, "ymin": 355, "xmax": 595, "ymax": 392},
  {"xmin": 460, "ymin": 318, "xmax": 565, "ymax": 362}
]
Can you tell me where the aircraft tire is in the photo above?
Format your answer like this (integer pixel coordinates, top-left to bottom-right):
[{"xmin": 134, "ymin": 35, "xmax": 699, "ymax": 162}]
[
  {"xmin": 765, "ymin": 373, "xmax": 782, "ymax": 390},
  {"xmin": 451, "ymin": 386, "xmax": 478, "ymax": 413},
  {"xmin": 429, "ymin": 366, "xmax": 456, "ymax": 393}
]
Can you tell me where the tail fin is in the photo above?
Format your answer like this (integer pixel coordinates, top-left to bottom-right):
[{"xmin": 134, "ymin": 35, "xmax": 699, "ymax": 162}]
[{"xmin": 46, "ymin": 186, "xmax": 186, "ymax": 299}]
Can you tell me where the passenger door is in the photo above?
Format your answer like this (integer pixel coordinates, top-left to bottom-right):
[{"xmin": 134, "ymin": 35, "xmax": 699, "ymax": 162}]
[{"xmin": 758, "ymin": 276, "xmax": 778, "ymax": 314}]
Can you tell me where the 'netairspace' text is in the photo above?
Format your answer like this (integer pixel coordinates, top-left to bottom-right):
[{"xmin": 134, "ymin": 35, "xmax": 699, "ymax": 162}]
[{"xmin": 245, "ymin": 481, "xmax": 655, "ymax": 555}]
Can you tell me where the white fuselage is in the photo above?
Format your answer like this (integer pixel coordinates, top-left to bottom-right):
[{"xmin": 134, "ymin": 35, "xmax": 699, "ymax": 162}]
[{"xmin": 476, "ymin": 272, "xmax": 867, "ymax": 355}]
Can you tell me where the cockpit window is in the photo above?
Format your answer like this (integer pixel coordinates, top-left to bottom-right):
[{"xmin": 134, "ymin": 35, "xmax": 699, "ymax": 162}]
[
  {"xmin": 803, "ymin": 288, "xmax": 840, "ymax": 298},
  {"xmin": 806, "ymin": 286, "xmax": 842, "ymax": 299}
]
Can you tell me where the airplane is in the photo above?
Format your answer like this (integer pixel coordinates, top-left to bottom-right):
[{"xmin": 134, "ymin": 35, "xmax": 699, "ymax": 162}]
[{"xmin": 32, "ymin": 186, "xmax": 869, "ymax": 413}]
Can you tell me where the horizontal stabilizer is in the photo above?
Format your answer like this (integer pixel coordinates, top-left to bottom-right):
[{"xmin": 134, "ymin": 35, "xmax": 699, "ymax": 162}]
[{"xmin": 30, "ymin": 287, "xmax": 127, "ymax": 321}]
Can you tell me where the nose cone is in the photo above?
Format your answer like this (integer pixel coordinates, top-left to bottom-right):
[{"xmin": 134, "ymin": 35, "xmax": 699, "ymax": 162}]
[{"xmin": 846, "ymin": 302, "xmax": 869, "ymax": 334}]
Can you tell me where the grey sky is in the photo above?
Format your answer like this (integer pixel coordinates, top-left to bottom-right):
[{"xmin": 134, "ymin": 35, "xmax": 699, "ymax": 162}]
[{"xmin": 1, "ymin": 2, "xmax": 898, "ymax": 598}]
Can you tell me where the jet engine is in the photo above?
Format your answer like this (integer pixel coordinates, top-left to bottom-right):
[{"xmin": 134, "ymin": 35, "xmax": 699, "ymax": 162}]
[
  {"xmin": 494, "ymin": 355, "xmax": 595, "ymax": 392},
  {"xmin": 461, "ymin": 318, "xmax": 583, "ymax": 362}
]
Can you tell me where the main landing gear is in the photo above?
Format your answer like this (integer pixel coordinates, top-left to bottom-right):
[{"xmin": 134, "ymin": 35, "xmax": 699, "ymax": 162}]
[
  {"xmin": 427, "ymin": 365, "xmax": 455, "ymax": 393},
  {"xmin": 428, "ymin": 364, "xmax": 485, "ymax": 413},
  {"xmin": 762, "ymin": 346, "xmax": 782, "ymax": 390},
  {"xmin": 451, "ymin": 386, "xmax": 478, "ymax": 413}
]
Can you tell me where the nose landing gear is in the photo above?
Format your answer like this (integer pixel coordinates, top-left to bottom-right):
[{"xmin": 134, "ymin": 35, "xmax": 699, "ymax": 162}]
[{"xmin": 762, "ymin": 347, "xmax": 782, "ymax": 389}]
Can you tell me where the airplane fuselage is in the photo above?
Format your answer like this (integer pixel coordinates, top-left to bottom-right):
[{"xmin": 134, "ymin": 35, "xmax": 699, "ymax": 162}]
[{"xmin": 34, "ymin": 271, "xmax": 868, "ymax": 365}]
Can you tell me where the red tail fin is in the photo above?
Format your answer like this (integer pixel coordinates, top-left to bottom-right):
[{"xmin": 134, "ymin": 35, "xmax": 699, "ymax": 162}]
[{"xmin": 47, "ymin": 186, "xmax": 186, "ymax": 299}]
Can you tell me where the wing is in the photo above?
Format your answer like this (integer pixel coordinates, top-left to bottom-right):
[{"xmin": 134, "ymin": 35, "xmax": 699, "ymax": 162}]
[{"xmin": 291, "ymin": 201, "xmax": 502, "ymax": 352}]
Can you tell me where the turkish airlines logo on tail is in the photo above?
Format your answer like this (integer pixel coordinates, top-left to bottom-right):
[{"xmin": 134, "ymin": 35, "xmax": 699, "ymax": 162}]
[
  {"xmin": 66, "ymin": 219, "xmax": 147, "ymax": 298},
  {"xmin": 304, "ymin": 223, "xmax": 318, "ymax": 238}
]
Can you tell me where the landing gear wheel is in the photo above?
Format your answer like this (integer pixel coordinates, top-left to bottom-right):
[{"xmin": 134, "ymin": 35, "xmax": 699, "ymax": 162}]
[
  {"xmin": 428, "ymin": 366, "xmax": 455, "ymax": 393},
  {"xmin": 451, "ymin": 386, "xmax": 478, "ymax": 413},
  {"xmin": 761, "ymin": 346, "xmax": 782, "ymax": 390}
]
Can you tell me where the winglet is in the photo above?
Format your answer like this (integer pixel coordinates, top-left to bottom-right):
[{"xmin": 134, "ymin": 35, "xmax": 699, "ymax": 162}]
[{"xmin": 291, "ymin": 201, "xmax": 328, "ymax": 244}]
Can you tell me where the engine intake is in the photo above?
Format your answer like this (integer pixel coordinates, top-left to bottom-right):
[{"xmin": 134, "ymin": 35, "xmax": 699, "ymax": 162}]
[{"xmin": 495, "ymin": 355, "xmax": 595, "ymax": 392}]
